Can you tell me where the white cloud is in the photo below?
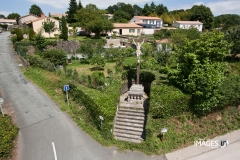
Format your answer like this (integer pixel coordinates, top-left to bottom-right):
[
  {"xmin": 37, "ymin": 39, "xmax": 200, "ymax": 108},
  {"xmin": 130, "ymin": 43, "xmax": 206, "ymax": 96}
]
[
  {"xmin": 0, "ymin": 11, "xmax": 12, "ymax": 16},
  {"xmin": 206, "ymin": 0, "xmax": 240, "ymax": 15}
]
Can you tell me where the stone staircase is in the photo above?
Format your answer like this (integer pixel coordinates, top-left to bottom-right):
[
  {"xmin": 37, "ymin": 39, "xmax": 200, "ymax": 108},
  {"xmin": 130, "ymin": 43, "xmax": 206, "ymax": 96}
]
[{"xmin": 113, "ymin": 92, "xmax": 146, "ymax": 143}]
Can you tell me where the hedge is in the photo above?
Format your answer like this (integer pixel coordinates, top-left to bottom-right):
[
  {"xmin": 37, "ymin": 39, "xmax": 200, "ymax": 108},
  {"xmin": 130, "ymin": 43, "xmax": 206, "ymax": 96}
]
[
  {"xmin": 149, "ymin": 83, "xmax": 191, "ymax": 119},
  {"xmin": 68, "ymin": 79, "xmax": 121, "ymax": 138},
  {"xmin": 0, "ymin": 115, "xmax": 18, "ymax": 158}
]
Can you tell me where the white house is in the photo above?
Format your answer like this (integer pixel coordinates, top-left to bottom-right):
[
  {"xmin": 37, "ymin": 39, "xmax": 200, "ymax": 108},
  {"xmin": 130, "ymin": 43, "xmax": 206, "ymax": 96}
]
[
  {"xmin": 110, "ymin": 23, "xmax": 142, "ymax": 36},
  {"xmin": 130, "ymin": 16, "xmax": 163, "ymax": 35},
  {"xmin": 25, "ymin": 15, "xmax": 61, "ymax": 38},
  {"xmin": 172, "ymin": 21, "xmax": 203, "ymax": 32},
  {"xmin": 155, "ymin": 39, "xmax": 173, "ymax": 51}
]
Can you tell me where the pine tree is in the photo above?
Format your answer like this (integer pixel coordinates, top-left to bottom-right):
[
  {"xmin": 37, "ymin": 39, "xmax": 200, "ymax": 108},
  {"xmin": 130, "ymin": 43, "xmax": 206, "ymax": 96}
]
[
  {"xmin": 66, "ymin": 0, "xmax": 78, "ymax": 23},
  {"xmin": 77, "ymin": 0, "xmax": 83, "ymax": 10},
  {"xmin": 61, "ymin": 16, "xmax": 68, "ymax": 40}
]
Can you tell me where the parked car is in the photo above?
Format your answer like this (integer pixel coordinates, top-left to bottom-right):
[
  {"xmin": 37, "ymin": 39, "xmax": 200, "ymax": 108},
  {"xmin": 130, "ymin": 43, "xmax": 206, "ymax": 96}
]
[{"xmin": 76, "ymin": 31, "xmax": 85, "ymax": 36}]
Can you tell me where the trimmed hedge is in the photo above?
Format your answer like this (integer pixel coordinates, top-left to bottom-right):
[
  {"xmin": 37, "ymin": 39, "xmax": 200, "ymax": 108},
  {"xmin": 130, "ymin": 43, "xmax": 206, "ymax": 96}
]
[
  {"xmin": 0, "ymin": 115, "xmax": 18, "ymax": 158},
  {"xmin": 149, "ymin": 83, "xmax": 191, "ymax": 118},
  {"xmin": 68, "ymin": 79, "xmax": 121, "ymax": 138}
]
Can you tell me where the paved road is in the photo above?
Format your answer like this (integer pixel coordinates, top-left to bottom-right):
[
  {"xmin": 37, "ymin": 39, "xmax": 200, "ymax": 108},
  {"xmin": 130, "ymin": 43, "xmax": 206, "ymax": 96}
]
[
  {"xmin": 0, "ymin": 32, "xmax": 166, "ymax": 160},
  {"xmin": 166, "ymin": 130, "xmax": 240, "ymax": 160}
]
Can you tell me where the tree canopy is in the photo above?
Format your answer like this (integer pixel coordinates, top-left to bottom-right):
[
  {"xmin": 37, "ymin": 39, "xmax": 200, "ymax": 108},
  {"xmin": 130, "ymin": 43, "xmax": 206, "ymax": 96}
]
[
  {"xmin": 0, "ymin": 14, "xmax": 5, "ymax": 18},
  {"xmin": 190, "ymin": 5, "xmax": 214, "ymax": 30},
  {"xmin": 166, "ymin": 31, "xmax": 231, "ymax": 114},
  {"xmin": 7, "ymin": 13, "xmax": 20, "ymax": 20},
  {"xmin": 75, "ymin": 4, "xmax": 113, "ymax": 38},
  {"xmin": 42, "ymin": 17, "xmax": 57, "ymax": 37},
  {"xmin": 29, "ymin": 4, "xmax": 42, "ymax": 17},
  {"xmin": 66, "ymin": 0, "xmax": 78, "ymax": 23}
]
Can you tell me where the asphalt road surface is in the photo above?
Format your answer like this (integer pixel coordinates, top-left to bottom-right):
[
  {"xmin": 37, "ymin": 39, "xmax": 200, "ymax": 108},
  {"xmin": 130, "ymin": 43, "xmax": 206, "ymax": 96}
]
[{"xmin": 0, "ymin": 32, "xmax": 166, "ymax": 160}]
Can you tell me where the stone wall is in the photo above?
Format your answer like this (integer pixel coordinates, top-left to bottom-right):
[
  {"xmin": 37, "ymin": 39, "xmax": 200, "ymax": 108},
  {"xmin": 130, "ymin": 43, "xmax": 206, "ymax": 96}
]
[{"xmin": 55, "ymin": 40, "xmax": 80, "ymax": 53}]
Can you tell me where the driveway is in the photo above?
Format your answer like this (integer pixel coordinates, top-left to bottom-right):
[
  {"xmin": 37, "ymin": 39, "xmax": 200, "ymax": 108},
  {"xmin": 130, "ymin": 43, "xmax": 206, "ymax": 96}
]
[{"xmin": 0, "ymin": 32, "xmax": 166, "ymax": 160}]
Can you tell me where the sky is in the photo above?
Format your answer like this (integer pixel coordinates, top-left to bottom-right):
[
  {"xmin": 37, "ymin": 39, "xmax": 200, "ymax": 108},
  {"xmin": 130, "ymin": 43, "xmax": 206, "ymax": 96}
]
[{"xmin": 0, "ymin": 0, "xmax": 240, "ymax": 17}]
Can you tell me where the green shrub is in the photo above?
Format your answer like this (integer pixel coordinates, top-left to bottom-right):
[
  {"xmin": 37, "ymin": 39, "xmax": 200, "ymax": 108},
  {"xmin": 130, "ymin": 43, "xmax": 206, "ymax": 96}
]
[
  {"xmin": 15, "ymin": 28, "xmax": 23, "ymax": 41},
  {"xmin": 10, "ymin": 29, "xmax": 15, "ymax": 34},
  {"xmin": 0, "ymin": 115, "xmax": 18, "ymax": 158},
  {"xmin": 28, "ymin": 28, "xmax": 35, "ymax": 41},
  {"xmin": 11, "ymin": 36, "xmax": 17, "ymax": 44},
  {"xmin": 26, "ymin": 54, "xmax": 55, "ymax": 71},
  {"xmin": 150, "ymin": 83, "xmax": 191, "ymax": 118},
  {"xmin": 218, "ymin": 73, "xmax": 240, "ymax": 107},
  {"xmin": 91, "ymin": 71, "xmax": 105, "ymax": 88},
  {"xmin": 34, "ymin": 34, "xmax": 46, "ymax": 50},
  {"xmin": 42, "ymin": 49, "xmax": 67, "ymax": 67}
]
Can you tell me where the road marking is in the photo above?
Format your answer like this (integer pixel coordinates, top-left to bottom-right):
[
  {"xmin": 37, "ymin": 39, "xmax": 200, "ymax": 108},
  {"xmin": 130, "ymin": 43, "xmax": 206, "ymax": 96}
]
[{"xmin": 52, "ymin": 142, "xmax": 58, "ymax": 160}]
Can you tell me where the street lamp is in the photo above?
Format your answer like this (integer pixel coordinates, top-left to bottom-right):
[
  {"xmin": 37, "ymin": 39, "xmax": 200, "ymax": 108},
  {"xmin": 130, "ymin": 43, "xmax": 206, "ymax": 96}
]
[{"xmin": 99, "ymin": 116, "xmax": 104, "ymax": 129}]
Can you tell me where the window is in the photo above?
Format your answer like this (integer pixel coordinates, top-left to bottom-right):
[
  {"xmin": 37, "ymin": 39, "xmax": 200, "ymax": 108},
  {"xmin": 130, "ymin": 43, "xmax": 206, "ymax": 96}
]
[
  {"xmin": 150, "ymin": 20, "xmax": 154, "ymax": 24},
  {"xmin": 129, "ymin": 29, "xmax": 135, "ymax": 33}
]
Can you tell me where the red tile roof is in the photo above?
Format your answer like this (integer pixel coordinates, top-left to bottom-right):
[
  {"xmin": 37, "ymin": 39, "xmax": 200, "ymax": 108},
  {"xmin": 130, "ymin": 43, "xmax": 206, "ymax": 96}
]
[
  {"xmin": 113, "ymin": 23, "xmax": 142, "ymax": 28},
  {"xmin": 19, "ymin": 14, "xmax": 39, "ymax": 19},
  {"xmin": 0, "ymin": 18, "xmax": 16, "ymax": 23}
]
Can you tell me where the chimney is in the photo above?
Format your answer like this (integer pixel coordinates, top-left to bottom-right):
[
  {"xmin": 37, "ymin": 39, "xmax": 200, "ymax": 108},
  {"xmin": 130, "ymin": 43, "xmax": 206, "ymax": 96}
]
[{"xmin": 40, "ymin": 13, "xmax": 45, "ymax": 18}]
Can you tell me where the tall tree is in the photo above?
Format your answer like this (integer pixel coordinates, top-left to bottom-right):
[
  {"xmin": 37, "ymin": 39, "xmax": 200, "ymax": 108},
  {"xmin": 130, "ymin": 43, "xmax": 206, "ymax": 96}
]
[
  {"xmin": 61, "ymin": 16, "xmax": 68, "ymax": 40},
  {"xmin": 29, "ymin": 4, "xmax": 42, "ymax": 17},
  {"xmin": 225, "ymin": 27, "xmax": 240, "ymax": 56},
  {"xmin": 66, "ymin": 0, "xmax": 78, "ymax": 23},
  {"xmin": 190, "ymin": 5, "xmax": 214, "ymax": 30},
  {"xmin": 42, "ymin": 17, "xmax": 57, "ymax": 37},
  {"xmin": 156, "ymin": 4, "xmax": 168, "ymax": 16},
  {"xmin": 142, "ymin": 3, "xmax": 152, "ymax": 16},
  {"xmin": 7, "ymin": 13, "xmax": 20, "ymax": 20},
  {"xmin": 133, "ymin": 4, "xmax": 142, "ymax": 16},
  {"xmin": 75, "ymin": 4, "xmax": 113, "ymax": 38},
  {"xmin": 77, "ymin": 0, "xmax": 83, "ymax": 10}
]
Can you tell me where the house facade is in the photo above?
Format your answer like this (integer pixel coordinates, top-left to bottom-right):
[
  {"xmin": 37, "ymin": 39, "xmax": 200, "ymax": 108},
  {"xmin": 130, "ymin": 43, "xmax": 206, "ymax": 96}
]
[
  {"xmin": 130, "ymin": 16, "xmax": 163, "ymax": 28},
  {"xmin": 130, "ymin": 16, "xmax": 163, "ymax": 35},
  {"xmin": 172, "ymin": 21, "xmax": 203, "ymax": 32},
  {"xmin": 18, "ymin": 14, "xmax": 39, "ymax": 26},
  {"xmin": 155, "ymin": 39, "xmax": 173, "ymax": 51},
  {"xmin": 111, "ymin": 23, "xmax": 142, "ymax": 36},
  {"xmin": 32, "ymin": 17, "xmax": 61, "ymax": 37}
]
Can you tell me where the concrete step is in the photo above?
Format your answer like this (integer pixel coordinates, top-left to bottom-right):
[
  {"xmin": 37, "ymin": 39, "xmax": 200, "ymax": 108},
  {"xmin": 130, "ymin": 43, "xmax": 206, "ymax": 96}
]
[
  {"xmin": 114, "ymin": 124, "xmax": 143, "ymax": 132},
  {"xmin": 114, "ymin": 136, "xmax": 142, "ymax": 143},
  {"xmin": 116, "ymin": 114, "xmax": 145, "ymax": 120},
  {"xmin": 115, "ymin": 121, "xmax": 143, "ymax": 128},
  {"xmin": 114, "ymin": 132, "xmax": 143, "ymax": 140},
  {"xmin": 118, "ymin": 108, "xmax": 144, "ymax": 113},
  {"xmin": 117, "ymin": 110, "xmax": 145, "ymax": 117},
  {"xmin": 114, "ymin": 128, "xmax": 143, "ymax": 136},
  {"xmin": 115, "ymin": 117, "xmax": 144, "ymax": 124},
  {"xmin": 119, "ymin": 102, "xmax": 144, "ymax": 109}
]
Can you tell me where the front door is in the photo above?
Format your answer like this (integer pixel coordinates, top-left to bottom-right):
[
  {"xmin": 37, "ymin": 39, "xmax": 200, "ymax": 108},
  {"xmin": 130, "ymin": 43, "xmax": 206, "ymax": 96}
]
[{"xmin": 119, "ymin": 29, "xmax": 122, "ymax": 35}]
